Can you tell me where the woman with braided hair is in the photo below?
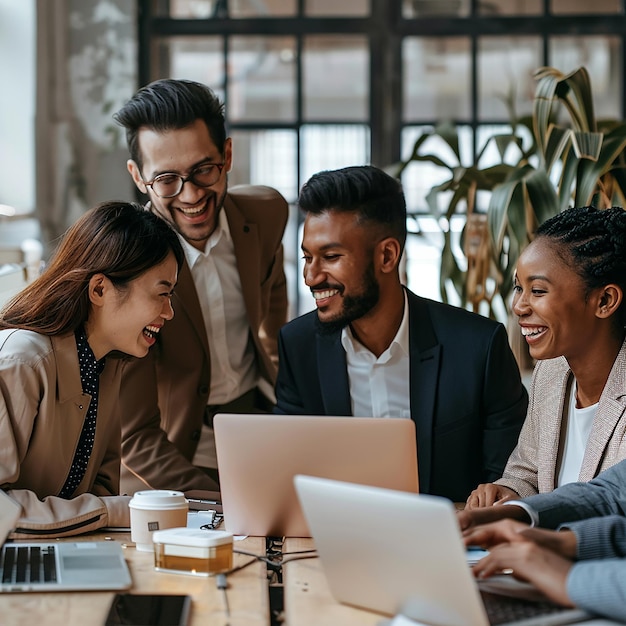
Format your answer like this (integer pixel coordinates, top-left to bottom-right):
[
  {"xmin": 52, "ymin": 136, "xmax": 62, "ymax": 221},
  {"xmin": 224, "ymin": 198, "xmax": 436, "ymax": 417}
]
[{"xmin": 466, "ymin": 205, "xmax": 626, "ymax": 508}]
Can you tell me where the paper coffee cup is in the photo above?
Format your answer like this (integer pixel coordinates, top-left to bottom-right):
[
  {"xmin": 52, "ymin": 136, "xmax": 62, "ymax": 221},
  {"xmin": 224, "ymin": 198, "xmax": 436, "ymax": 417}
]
[{"xmin": 129, "ymin": 490, "xmax": 189, "ymax": 552}]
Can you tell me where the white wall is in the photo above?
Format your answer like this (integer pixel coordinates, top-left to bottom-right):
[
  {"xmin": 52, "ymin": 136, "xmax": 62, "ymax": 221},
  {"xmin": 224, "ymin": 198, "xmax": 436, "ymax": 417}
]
[{"xmin": 0, "ymin": 0, "xmax": 35, "ymax": 213}]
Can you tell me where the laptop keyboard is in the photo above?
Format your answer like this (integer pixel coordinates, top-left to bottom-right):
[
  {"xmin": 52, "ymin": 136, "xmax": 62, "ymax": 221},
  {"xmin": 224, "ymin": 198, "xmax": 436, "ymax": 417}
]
[
  {"xmin": 1, "ymin": 545, "xmax": 58, "ymax": 584},
  {"xmin": 482, "ymin": 590, "xmax": 568, "ymax": 625}
]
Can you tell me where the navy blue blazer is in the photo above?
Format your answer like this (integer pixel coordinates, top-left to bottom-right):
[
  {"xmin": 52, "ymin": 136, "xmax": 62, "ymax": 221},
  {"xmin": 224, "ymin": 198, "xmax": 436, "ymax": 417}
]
[{"xmin": 275, "ymin": 289, "xmax": 528, "ymax": 502}]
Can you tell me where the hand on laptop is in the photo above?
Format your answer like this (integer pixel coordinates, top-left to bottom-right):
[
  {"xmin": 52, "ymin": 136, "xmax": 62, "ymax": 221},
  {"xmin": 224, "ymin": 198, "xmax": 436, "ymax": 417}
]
[
  {"xmin": 465, "ymin": 483, "xmax": 518, "ymax": 509},
  {"xmin": 471, "ymin": 538, "xmax": 575, "ymax": 608},
  {"xmin": 463, "ymin": 519, "xmax": 578, "ymax": 559},
  {"xmin": 457, "ymin": 503, "xmax": 530, "ymax": 532}
]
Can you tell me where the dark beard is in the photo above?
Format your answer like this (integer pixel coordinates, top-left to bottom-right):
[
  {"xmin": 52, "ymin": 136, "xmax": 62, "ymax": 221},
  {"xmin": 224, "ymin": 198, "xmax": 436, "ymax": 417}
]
[{"xmin": 315, "ymin": 262, "xmax": 380, "ymax": 335}]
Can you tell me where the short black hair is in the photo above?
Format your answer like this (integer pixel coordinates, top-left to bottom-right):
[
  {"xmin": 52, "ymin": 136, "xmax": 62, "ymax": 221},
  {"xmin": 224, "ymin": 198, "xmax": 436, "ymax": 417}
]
[
  {"xmin": 113, "ymin": 79, "xmax": 226, "ymax": 169},
  {"xmin": 298, "ymin": 165, "xmax": 407, "ymax": 251}
]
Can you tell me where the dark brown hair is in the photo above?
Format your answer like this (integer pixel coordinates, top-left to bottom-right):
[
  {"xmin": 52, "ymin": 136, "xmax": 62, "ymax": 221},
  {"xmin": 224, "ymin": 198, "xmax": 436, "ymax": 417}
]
[{"xmin": 0, "ymin": 201, "xmax": 184, "ymax": 335}]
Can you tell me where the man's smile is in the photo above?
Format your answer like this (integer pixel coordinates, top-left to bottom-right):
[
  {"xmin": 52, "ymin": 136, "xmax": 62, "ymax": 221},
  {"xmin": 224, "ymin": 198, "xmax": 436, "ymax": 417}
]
[
  {"xmin": 312, "ymin": 289, "xmax": 340, "ymax": 300},
  {"xmin": 175, "ymin": 203, "xmax": 207, "ymax": 217}
]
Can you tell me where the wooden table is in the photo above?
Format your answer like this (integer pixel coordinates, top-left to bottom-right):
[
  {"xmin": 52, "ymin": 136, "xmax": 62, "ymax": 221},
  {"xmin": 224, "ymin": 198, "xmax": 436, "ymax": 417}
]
[
  {"xmin": 282, "ymin": 537, "xmax": 383, "ymax": 626},
  {"xmin": 281, "ymin": 538, "xmax": 623, "ymax": 626},
  {"xmin": 4, "ymin": 533, "xmax": 622, "ymax": 626},
  {"xmin": 0, "ymin": 532, "xmax": 269, "ymax": 626}
]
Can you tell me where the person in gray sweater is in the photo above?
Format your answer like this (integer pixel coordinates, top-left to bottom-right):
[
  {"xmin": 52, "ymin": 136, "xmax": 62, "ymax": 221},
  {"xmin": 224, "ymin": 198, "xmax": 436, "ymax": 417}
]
[{"xmin": 459, "ymin": 456, "xmax": 626, "ymax": 621}]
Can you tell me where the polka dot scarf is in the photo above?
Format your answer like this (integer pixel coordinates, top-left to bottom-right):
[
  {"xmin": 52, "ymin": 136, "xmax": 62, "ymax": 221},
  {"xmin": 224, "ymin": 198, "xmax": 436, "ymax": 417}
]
[{"xmin": 58, "ymin": 327, "xmax": 106, "ymax": 499}]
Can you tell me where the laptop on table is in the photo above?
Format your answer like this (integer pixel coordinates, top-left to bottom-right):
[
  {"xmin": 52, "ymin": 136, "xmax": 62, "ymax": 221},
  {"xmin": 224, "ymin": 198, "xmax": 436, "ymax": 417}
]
[
  {"xmin": 294, "ymin": 475, "xmax": 592, "ymax": 626},
  {"xmin": 0, "ymin": 490, "xmax": 132, "ymax": 592},
  {"xmin": 214, "ymin": 414, "xmax": 419, "ymax": 537}
]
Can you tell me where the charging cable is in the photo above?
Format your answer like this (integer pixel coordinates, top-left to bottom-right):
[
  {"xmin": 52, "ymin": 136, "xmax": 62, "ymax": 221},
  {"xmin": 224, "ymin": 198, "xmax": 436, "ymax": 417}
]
[{"xmin": 216, "ymin": 572, "xmax": 230, "ymax": 617}]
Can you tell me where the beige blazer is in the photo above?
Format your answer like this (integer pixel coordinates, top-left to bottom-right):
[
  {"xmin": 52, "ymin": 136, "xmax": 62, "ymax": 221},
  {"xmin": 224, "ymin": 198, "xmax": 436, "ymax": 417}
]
[
  {"xmin": 496, "ymin": 339, "xmax": 626, "ymax": 498},
  {"xmin": 120, "ymin": 185, "xmax": 289, "ymax": 493},
  {"xmin": 0, "ymin": 329, "xmax": 130, "ymax": 537}
]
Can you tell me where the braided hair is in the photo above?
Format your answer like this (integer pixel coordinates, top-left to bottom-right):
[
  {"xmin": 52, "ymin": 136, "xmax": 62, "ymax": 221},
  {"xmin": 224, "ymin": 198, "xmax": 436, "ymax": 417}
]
[{"xmin": 536, "ymin": 205, "xmax": 626, "ymax": 325}]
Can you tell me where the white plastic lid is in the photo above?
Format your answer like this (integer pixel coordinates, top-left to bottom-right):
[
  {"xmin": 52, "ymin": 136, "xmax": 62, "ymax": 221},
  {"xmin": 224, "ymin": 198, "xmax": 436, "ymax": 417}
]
[
  {"xmin": 129, "ymin": 490, "xmax": 188, "ymax": 510},
  {"xmin": 152, "ymin": 527, "xmax": 233, "ymax": 547}
]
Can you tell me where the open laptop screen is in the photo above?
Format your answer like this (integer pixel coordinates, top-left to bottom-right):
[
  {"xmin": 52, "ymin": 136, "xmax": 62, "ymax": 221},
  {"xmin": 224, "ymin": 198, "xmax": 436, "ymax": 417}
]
[
  {"xmin": 294, "ymin": 475, "xmax": 590, "ymax": 626},
  {"xmin": 214, "ymin": 414, "xmax": 418, "ymax": 537}
]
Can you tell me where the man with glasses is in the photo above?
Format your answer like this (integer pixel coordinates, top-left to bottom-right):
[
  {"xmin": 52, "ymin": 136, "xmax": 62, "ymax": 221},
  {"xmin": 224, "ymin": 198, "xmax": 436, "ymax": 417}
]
[{"xmin": 114, "ymin": 79, "xmax": 288, "ymax": 493}]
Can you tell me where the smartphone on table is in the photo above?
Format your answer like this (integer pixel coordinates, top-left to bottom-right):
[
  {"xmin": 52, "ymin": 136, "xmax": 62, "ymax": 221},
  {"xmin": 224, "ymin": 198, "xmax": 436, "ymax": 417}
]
[{"xmin": 104, "ymin": 593, "xmax": 191, "ymax": 626}]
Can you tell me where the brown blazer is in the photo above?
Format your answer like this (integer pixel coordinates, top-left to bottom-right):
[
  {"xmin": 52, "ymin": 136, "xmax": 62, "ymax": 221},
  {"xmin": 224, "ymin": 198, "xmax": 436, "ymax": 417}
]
[
  {"xmin": 495, "ymin": 339, "xmax": 626, "ymax": 498},
  {"xmin": 0, "ymin": 329, "xmax": 130, "ymax": 537},
  {"xmin": 120, "ymin": 185, "xmax": 289, "ymax": 493}
]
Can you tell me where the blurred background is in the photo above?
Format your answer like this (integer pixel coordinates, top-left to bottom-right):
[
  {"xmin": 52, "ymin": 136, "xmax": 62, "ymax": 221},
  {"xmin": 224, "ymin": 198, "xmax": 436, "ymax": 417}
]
[{"xmin": 1, "ymin": 0, "xmax": 625, "ymax": 319}]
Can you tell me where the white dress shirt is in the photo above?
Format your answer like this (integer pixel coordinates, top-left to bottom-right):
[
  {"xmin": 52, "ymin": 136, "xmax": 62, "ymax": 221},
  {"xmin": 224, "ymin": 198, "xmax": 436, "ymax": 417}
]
[
  {"xmin": 182, "ymin": 210, "xmax": 257, "ymax": 469},
  {"xmin": 341, "ymin": 291, "xmax": 411, "ymax": 419}
]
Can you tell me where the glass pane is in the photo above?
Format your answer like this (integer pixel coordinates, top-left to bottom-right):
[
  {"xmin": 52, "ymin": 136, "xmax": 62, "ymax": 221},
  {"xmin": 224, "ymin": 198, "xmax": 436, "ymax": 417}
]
[
  {"xmin": 476, "ymin": 124, "xmax": 534, "ymax": 169},
  {"xmin": 228, "ymin": 37, "xmax": 296, "ymax": 122},
  {"xmin": 478, "ymin": 0, "xmax": 542, "ymax": 15},
  {"xmin": 229, "ymin": 130, "xmax": 298, "ymax": 203},
  {"xmin": 0, "ymin": 0, "xmax": 35, "ymax": 213},
  {"xmin": 305, "ymin": 0, "xmax": 369, "ymax": 16},
  {"xmin": 151, "ymin": 37, "xmax": 224, "ymax": 98},
  {"xmin": 157, "ymin": 0, "xmax": 296, "ymax": 17},
  {"xmin": 403, "ymin": 38, "xmax": 471, "ymax": 122},
  {"xmin": 404, "ymin": 215, "xmax": 448, "ymax": 304},
  {"xmin": 403, "ymin": 0, "xmax": 469, "ymax": 18},
  {"xmin": 303, "ymin": 36, "xmax": 369, "ymax": 121},
  {"xmin": 230, "ymin": 0, "xmax": 296, "ymax": 17},
  {"xmin": 400, "ymin": 125, "xmax": 473, "ymax": 214},
  {"xmin": 549, "ymin": 37, "xmax": 622, "ymax": 119},
  {"xmin": 478, "ymin": 36, "xmax": 541, "ymax": 121},
  {"xmin": 299, "ymin": 125, "xmax": 370, "ymax": 185},
  {"xmin": 551, "ymin": 0, "xmax": 622, "ymax": 13}
]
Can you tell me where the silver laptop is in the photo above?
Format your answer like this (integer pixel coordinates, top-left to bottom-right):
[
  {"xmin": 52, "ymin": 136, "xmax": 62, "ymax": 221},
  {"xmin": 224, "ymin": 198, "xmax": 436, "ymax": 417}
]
[
  {"xmin": 214, "ymin": 414, "xmax": 418, "ymax": 537},
  {"xmin": 0, "ymin": 490, "xmax": 132, "ymax": 592},
  {"xmin": 294, "ymin": 475, "xmax": 592, "ymax": 626}
]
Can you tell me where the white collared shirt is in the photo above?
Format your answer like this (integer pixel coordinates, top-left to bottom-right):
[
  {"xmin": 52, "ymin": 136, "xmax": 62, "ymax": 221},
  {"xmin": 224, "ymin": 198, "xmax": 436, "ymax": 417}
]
[
  {"xmin": 341, "ymin": 291, "xmax": 411, "ymax": 419},
  {"xmin": 184, "ymin": 210, "xmax": 258, "ymax": 469},
  {"xmin": 180, "ymin": 210, "xmax": 257, "ymax": 406}
]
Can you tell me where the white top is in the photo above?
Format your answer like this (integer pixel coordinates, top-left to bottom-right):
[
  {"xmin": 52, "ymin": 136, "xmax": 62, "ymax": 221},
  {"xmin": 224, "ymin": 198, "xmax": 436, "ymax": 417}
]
[
  {"xmin": 183, "ymin": 210, "xmax": 257, "ymax": 469},
  {"xmin": 557, "ymin": 382, "xmax": 599, "ymax": 487},
  {"xmin": 341, "ymin": 291, "xmax": 411, "ymax": 419}
]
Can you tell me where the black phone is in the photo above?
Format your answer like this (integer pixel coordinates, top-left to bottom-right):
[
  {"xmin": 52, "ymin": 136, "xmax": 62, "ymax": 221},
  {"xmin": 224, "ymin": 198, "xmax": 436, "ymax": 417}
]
[{"xmin": 104, "ymin": 593, "xmax": 191, "ymax": 626}]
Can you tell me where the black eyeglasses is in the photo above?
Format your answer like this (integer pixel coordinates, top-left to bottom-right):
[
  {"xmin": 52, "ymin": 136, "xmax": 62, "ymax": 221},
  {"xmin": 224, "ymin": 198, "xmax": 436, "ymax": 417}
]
[{"xmin": 143, "ymin": 163, "xmax": 226, "ymax": 198}]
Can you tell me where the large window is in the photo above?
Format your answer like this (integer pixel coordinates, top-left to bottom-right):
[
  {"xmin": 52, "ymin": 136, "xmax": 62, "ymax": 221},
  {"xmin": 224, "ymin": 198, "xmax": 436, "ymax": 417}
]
[
  {"xmin": 0, "ymin": 0, "xmax": 35, "ymax": 215},
  {"xmin": 139, "ymin": 0, "xmax": 626, "ymax": 312}
]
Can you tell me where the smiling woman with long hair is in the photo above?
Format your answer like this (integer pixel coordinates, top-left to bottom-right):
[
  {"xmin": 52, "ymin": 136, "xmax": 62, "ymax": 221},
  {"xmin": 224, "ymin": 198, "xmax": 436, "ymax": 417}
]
[{"xmin": 0, "ymin": 201, "xmax": 183, "ymax": 537}]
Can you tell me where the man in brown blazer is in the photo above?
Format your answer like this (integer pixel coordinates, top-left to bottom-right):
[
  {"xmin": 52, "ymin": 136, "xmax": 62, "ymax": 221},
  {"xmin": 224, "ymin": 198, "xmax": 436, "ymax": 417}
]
[{"xmin": 114, "ymin": 79, "xmax": 288, "ymax": 493}]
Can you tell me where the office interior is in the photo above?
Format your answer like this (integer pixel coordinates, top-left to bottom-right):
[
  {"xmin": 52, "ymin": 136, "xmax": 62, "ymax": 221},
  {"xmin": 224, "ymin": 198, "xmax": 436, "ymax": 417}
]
[{"xmin": 1, "ymin": 0, "xmax": 625, "ymax": 321}]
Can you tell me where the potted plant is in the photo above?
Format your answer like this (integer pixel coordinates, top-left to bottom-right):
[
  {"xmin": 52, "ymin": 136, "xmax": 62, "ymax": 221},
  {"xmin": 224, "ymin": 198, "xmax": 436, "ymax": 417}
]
[
  {"xmin": 488, "ymin": 65, "xmax": 626, "ymax": 310},
  {"xmin": 392, "ymin": 65, "xmax": 626, "ymax": 368}
]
